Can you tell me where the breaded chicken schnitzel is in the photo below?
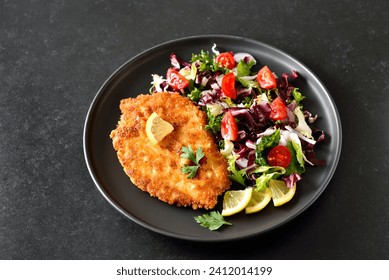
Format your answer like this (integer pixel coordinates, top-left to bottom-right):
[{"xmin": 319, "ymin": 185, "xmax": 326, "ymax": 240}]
[{"xmin": 110, "ymin": 92, "xmax": 231, "ymax": 209}]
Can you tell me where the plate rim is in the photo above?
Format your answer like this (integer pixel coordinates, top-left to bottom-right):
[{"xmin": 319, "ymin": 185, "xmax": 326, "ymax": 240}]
[{"xmin": 83, "ymin": 34, "xmax": 342, "ymax": 242}]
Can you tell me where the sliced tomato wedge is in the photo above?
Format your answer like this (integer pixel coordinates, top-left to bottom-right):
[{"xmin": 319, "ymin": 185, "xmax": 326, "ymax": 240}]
[
  {"xmin": 166, "ymin": 68, "xmax": 189, "ymax": 90},
  {"xmin": 221, "ymin": 111, "xmax": 238, "ymax": 141},
  {"xmin": 256, "ymin": 65, "xmax": 277, "ymax": 89},
  {"xmin": 221, "ymin": 72, "xmax": 237, "ymax": 99},
  {"xmin": 269, "ymin": 97, "xmax": 288, "ymax": 120},
  {"xmin": 215, "ymin": 52, "xmax": 236, "ymax": 69},
  {"xmin": 267, "ymin": 145, "xmax": 292, "ymax": 168}
]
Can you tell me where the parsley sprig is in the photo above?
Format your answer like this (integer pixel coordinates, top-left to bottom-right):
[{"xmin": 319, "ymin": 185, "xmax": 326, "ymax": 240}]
[
  {"xmin": 181, "ymin": 145, "xmax": 204, "ymax": 179},
  {"xmin": 194, "ymin": 211, "xmax": 231, "ymax": 231}
]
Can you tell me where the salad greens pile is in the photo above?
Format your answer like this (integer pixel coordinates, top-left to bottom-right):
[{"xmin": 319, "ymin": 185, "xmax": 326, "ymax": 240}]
[{"xmin": 150, "ymin": 44, "xmax": 325, "ymax": 195}]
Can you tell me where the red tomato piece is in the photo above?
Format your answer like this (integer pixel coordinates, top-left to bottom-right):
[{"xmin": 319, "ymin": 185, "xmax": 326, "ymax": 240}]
[
  {"xmin": 215, "ymin": 52, "xmax": 236, "ymax": 69},
  {"xmin": 256, "ymin": 65, "xmax": 277, "ymax": 89},
  {"xmin": 221, "ymin": 111, "xmax": 238, "ymax": 141},
  {"xmin": 221, "ymin": 72, "xmax": 237, "ymax": 99},
  {"xmin": 166, "ymin": 68, "xmax": 189, "ymax": 90},
  {"xmin": 269, "ymin": 97, "xmax": 288, "ymax": 120},
  {"xmin": 267, "ymin": 145, "xmax": 292, "ymax": 168}
]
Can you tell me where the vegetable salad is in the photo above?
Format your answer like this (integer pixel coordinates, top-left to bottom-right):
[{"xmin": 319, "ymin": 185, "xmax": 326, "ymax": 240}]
[{"xmin": 150, "ymin": 44, "xmax": 325, "ymax": 199}]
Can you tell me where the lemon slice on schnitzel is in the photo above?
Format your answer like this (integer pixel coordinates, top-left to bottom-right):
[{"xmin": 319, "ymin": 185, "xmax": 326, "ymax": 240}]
[
  {"xmin": 269, "ymin": 180, "xmax": 296, "ymax": 207},
  {"xmin": 221, "ymin": 187, "xmax": 253, "ymax": 216},
  {"xmin": 145, "ymin": 112, "xmax": 174, "ymax": 144},
  {"xmin": 245, "ymin": 187, "xmax": 272, "ymax": 214}
]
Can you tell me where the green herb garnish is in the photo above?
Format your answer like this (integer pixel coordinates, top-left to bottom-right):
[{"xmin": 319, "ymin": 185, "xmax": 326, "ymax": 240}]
[
  {"xmin": 181, "ymin": 145, "xmax": 204, "ymax": 179},
  {"xmin": 194, "ymin": 211, "xmax": 231, "ymax": 231}
]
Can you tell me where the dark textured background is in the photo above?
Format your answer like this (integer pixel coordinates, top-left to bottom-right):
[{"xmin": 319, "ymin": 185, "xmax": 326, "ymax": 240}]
[{"xmin": 0, "ymin": 0, "xmax": 388, "ymax": 259}]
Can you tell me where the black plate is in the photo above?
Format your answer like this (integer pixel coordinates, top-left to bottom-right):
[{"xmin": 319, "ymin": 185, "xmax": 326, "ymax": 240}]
[{"xmin": 83, "ymin": 35, "xmax": 342, "ymax": 241}]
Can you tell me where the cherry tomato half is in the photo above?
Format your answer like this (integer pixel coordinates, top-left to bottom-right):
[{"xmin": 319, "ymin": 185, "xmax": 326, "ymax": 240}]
[
  {"xmin": 256, "ymin": 65, "xmax": 277, "ymax": 89},
  {"xmin": 269, "ymin": 97, "xmax": 288, "ymax": 120},
  {"xmin": 221, "ymin": 72, "xmax": 237, "ymax": 99},
  {"xmin": 215, "ymin": 52, "xmax": 236, "ymax": 69},
  {"xmin": 166, "ymin": 68, "xmax": 189, "ymax": 90},
  {"xmin": 267, "ymin": 145, "xmax": 292, "ymax": 168},
  {"xmin": 221, "ymin": 111, "xmax": 238, "ymax": 141}
]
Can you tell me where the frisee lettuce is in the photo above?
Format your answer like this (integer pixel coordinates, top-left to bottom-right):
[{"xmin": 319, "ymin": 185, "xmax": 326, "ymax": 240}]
[
  {"xmin": 291, "ymin": 87, "xmax": 305, "ymax": 105},
  {"xmin": 204, "ymin": 108, "xmax": 223, "ymax": 134},
  {"xmin": 191, "ymin": 50, "xmax": 220, "ymax": 72}
]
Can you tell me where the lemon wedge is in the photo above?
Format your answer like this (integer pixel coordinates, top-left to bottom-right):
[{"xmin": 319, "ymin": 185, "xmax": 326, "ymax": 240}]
[
  {"xmin": 268, "ymin": 180, "xmax": 296, "ymax": 207},
  {"xmin": 221, "ymin": 187, "xmax": 253, "ymax": 216},
  {"xmin": 245, "ymin": 187, "xmax": 272, "ymax": 214},
  {"xmin": 145, "ymin": 112, "xmax": 174, "ymax": 144}
]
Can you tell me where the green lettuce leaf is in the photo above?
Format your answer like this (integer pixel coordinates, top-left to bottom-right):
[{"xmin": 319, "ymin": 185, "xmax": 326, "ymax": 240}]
[
  {"xmin": 255, "ymin": 128, "xmax": 281, "ymax": 166},
  {"xmin": 250, "ymin": 166, "xmax": 286, "ymax": 192},
  {"xmin": 226, "ymin": 154, "xmax": 247, "ymax": 186},
  {"xmin": 238, "ymin": 77, "xmax": 260, "ymax": 89},
  {"xmin": 285, "ymin": 141, "xmax": 305, "ymax": 175},
  {"xmin": 237, "ymin": 60, "xmax": 255, "ymax": 77}
]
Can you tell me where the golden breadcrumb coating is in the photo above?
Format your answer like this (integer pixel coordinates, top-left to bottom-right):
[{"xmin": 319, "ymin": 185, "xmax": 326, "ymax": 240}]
[{"xmin": 110, "ymin": 92, "xmax": 231, "ymax": 209}]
